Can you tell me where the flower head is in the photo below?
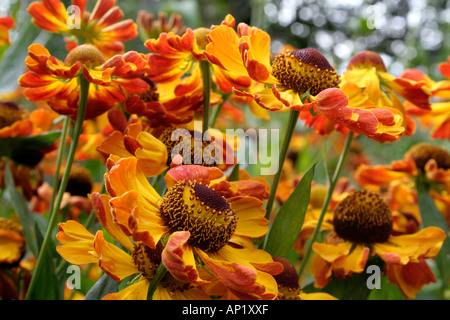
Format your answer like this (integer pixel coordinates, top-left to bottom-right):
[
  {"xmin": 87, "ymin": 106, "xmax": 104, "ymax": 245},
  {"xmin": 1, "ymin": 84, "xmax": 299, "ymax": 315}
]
[
  {"xmin": 18, "ymin": 43, "xmax": 149, "ymax": 119},
  {"xmin": 28, "ymin": 0, "xmax": 138, "ymax": 58},
  {"xmin": 307, "ymin": 189, "xmax": 446, "ymax": 298},
  {"xmin": 0, "ymin": 16, "xmax": 14, "ymax": 46},
  {"xmin": 204, "ymin": 17, "xmax": 340, "ymax": 112}
]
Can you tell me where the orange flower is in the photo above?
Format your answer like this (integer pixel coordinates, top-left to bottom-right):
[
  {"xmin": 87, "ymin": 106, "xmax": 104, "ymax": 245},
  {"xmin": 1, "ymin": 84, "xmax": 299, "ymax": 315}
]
[
  {"xmin": 204, "ymin": 16, "xmax": 340, "ymax": 112},
  {"xmin": 96, "ymin": 111, "xmax": 168, "ymax": 177},
  {"xmin": 307, "ymin": 190, "xmax": 446, "ymax": 298},
  {"xmin": 18, "ymin": 43, "xmax": 149, "ymax": 120},
  {"xmin": 0, "ymin": 16, "xmax": 14, "ymax": 46},
  {"xmin": 92, "ymin": 158, "xmax": 283, "ymax": 299},
  {"xmin": 137, "ymin": 10, "xmax": 186, "ymax": 41},
  {"xmin": 401, "ymin": 57, "xmax": 450, "ymax": 140},
  {"xmin": 27, "ymin": 0, "xmax": 137, "ymax": 58},
  {"xmin": 300, "ymin": 51, "xmax": 429, "ymax": 141},
  {"xmin": 313, "ymin": 88, "xmax": 406, "ymax": 142}
]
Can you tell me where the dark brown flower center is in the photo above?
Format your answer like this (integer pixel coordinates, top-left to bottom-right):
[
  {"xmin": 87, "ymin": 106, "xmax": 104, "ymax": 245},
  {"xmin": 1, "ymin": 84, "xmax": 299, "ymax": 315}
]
[
  {"xmin": 63, "ymin": 165, "xmax": 93, "ymax": 197},
  {"xmin": 132, "ymin": 242, "xmax": 163, "ymax": 281},
  {"xmin": 159, "ymin": 128, "xmax": 217, "ymax": 166},
  {"xmin": 408, "ymin": 143, "xmax": 450, "ymax": 173},
  {"xmin": 271, "ymin": 48, "xmax": 340, "ymax": 96},
  {"xmin": 272, "ymin": 257, "xmax": 301, "ymax": 300},
  {"xmin": 159, "ymin": 180, "xmax": 237, "ymax": 253},
  {"xmin": 0, "ymin": 102, "xmax": 24, "ymax": 129},
  {"xmin": 333, "ymin": 190, "xmax": 393, "ymax": 244},
  {"xmin": 138, "ymin": 77, "xmax": 160, "ymax": 103}
]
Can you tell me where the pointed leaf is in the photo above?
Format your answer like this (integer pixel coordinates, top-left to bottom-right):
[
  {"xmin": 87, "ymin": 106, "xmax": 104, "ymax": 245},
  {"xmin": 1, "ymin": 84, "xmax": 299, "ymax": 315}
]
[
  {"xmin": 0, "ymin": 131, "xmax": 60, "ymax": 166},
  {"xmin": 264, "ymin": 162, "xmax": 316, "ymax": 257},
  {"xmin": 416, "ymin": 175, "xmax": 450, "ymax": 287},
  {"xmin": 84, "ymin": 273, "xmax": 119, "ymax": 300}
]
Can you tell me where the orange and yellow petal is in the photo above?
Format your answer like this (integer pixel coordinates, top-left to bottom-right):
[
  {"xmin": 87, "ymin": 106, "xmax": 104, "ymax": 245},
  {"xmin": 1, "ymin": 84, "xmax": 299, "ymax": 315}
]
[
  {"xmin": 93, "ymin": 230, "xmax": 139, "ymax": 281},
  {"xmin": 197, "ymin": 249, "xmax": 279, "ymax": 300},
  {"xmin": 372, "ymin": 227, "xmax": 446, "ymax": 265},
  {"xmin": 162, "ymin": 231, "xmax": 210, "ymax": 285},
  {"xmin": 109, "ymin": 190, "xmax": 167, "ymax": 249},
  {"xmin": 103, "ymin": 277, "xmax": 149, "ymax": 300},
  {"xmin": 56, "ymin": 220, "xmax": 98, "ymax": 265},
  {"xmin": 385, "ymin": 258, "xmax": 436, "ymax": 299},
  {"xmin": 27, "ymin": 0, "xmax": 69, "ymax": 33},
  {"xmin": 229, "ymin": 196, "xmax": 267, "ymax": 238},
  {"xmin": 90, "ymin": 192, "xmax": 134, "ymax": 251},
  {"xmin": 314, "ymin": 88, "xmax": 405, "ymax": 142}
]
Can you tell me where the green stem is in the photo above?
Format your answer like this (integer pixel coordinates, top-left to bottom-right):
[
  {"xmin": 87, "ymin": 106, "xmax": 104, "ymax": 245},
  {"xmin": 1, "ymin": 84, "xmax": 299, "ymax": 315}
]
[
  {"xmin": 297, "ymin": 131, "xmax": 354, "ymax": 278},
  {"xmin": 49, "ymin": 116, "xmax": 70, "ymax": 216},
  {"xmin": 200, "ymin": 60, "xmax": 211, "ymax": 134},
  {"xmin": 264, "ymin": 108, "xmax": 300, "ymax": 221},
  {"xmin": 146, "ymin": 263, "xmax": 168, "ymax": 299},
  {"xmin": 25, "ymin": 75, "xmax": 90, "ymax": 300}
]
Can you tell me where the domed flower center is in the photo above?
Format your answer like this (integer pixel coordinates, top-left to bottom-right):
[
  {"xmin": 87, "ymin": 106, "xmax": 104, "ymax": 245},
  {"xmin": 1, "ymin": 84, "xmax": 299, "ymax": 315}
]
[
  {"xmin": 159, "ymin": 181, "xmax": 237, "ymax": 253},
  {"xmin": 138, "ymin": 77, "xmax": 160, "ymax": 103},
  {"xmin": 333, "ymin": 190, "xmax": 393, "ymax": 244},
  {"xmin": 194, "ymin": 27, "xmax": 210, "ymax": 51},
  {"xmin": 63, "ymin": 165, "xmax": 93, "ymax": 197},
  {"xmin": 64, "ymin": 44, "xmax": 106, "ymax": 68},
  {"xmin": 347, "ymin": 50, "xmax": 387, "ymax": 72},
  {"xmin": 271, "ymin": 48, "xmax": 340, "ymax": 96},
  {"xmin": 0, "ymin": 102, "xmax": 24, "ymax": 129},
  {"xmin": 272, "ymin": 257, "xmax": 301, "ymax": 300},
  {"xmin": 132, "ymin": 242, "xmax": 163, "ymax": 281},
  {"xmin": 408, "ymin": 143, "xmax": 450, "ymax": 173},
  {"xmin": 159, "ymin": 128, "xmax": 217, "ymax": 166}
]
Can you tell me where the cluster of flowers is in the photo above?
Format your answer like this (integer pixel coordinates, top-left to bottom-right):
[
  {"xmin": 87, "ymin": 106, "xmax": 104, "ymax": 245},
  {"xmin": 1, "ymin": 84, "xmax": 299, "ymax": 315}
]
[{"xmin": 0, "ymin": 0, "xmax": 448, "ymax": 300}]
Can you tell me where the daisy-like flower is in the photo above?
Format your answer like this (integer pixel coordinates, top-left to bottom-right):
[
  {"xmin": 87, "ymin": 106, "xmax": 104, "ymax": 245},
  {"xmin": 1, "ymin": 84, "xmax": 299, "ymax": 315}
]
[
  {"xmin": 300, "ymin": 51, "xmax": 430, "ymax": 142},
  {"xmin": 96, "ymin": 111, "xmax": 168, "ymax": 177},
  {"xmin": 308, "ymin": 190, "xmax": 446, "ymax": 299},
  {"xmin": 401, "ymin": 57, "xmax": 450, "ymax": 140},
  {"xmin": 137, "ymin": 10, "xmax": 186, "ymax": 41},
  {"xmin": 88, "ymin": 157, "xmax": 283, "ymax": 299},
  {"xmin": 18, "ymin": 43, "xmax": 149, "ymax": 120},
  {"xmin": 56, "ymin": 208, "xmax": 211, "ymax": 300},
  {"xmin": 0, "ymin": 217, "xmax": 28, "ymax": 300},
  {"xmin": 0, "ymin": 16, "xmax": 14, "ymax": 46},
  {"xmin": 144, "ymin": 15, "xmax": 263, "ymax": 118},
  {"xmin": 27, "ymin": 0, "xmax": 138, "ymax": 58},
  {"xmin": 97, "ymin": 111, "xmax": 238, "ymax": 175},
  {"xmin": 204, "ymin": 16, "xmax": 340, "ymax": 112},
  {"xmin": 272, "ymin": 257, "xmax": 337, "ymax": 300},
  {"xmin": 354, "ymin": 143, "xmax": 450, "ymax": 192},
  {"xmin": 354, "ymin": 143, "xmax": 450, "ymax": 226}
]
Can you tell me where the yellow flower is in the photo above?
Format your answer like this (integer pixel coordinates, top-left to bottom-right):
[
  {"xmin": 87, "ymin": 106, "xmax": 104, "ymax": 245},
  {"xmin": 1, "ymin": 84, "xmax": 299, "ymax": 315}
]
[{"xmin": 308, "ymin": 190, "xmax": 446, "ymax": 298}]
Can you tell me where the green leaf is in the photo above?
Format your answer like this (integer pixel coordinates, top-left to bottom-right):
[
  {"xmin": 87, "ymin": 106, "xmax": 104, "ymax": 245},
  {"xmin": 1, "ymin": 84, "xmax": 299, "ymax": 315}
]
[
  {"xmin": 228, "ymin": 163, "xmax": 240, "ymax": 182},
  {"xmin": 416, "ymin": 175, "xmax": 450, "ymax": 291},
  {"xmin": 84, "ymin": 273, "xmax": 119, "ymax": 300},
  {"xmin": 368, "ymin": 276, "xmax": 406, "ymax": 300},
  {"xmin": 0, "ymin": 131, "xmax": 61, "ymax": 166},
  {"xmin": 4, "ymin": 162, "xmax": 62, "ymax": 299},
  {"xmin": 264, "ymin": 162, "xmax": 316, "ymax": 257},
  {"xmin": 3, "ymin": 162, "xmax": 40, "ymax": 256}
]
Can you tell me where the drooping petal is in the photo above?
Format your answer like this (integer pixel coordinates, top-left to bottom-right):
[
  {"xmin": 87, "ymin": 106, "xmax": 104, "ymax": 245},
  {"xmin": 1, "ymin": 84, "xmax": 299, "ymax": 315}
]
[{"xmin": 162, "ymin": 231, "xmax": 210, "ymax": 285}]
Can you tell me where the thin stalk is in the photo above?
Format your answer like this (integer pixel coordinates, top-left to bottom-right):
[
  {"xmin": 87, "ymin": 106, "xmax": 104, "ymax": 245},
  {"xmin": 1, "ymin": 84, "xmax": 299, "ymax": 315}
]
[
  {"xmin": 49, "ymin": 116, "xmax": 70, "ymax": 216},
  {"xmin": 146, "ymin": 263, "xmax": 168, "ymax": 299},
  {"xmin": 25, "ymin": 75, "xmax": 90, "ymax": 300},
  {"xmin": 297, "ymin": 131, "xmax": 354, "ymax": 278},
  {"xmin": 200, "ymin": 60, "xmax": 211, "ymax": 134}
]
